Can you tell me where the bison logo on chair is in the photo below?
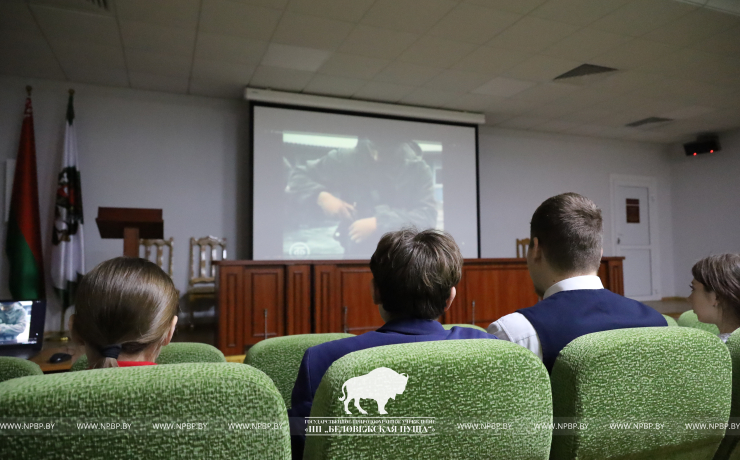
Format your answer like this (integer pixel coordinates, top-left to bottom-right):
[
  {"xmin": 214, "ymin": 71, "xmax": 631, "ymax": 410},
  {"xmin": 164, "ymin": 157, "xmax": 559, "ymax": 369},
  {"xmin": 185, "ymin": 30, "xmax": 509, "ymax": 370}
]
[{"xmin": 339, "ymin": 367, "xmax": 409, "ymax": 415}]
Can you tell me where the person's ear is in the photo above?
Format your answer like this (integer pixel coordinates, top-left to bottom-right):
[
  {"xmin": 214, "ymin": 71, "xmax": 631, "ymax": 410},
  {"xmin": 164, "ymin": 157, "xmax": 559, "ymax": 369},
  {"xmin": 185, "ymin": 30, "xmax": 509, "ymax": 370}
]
[
  {"xmin": 443, "ymin": 286, "xmax": 457, "ymax": 312},
  {"xmin": 531, "ymin": 237, "xmax": 543, "ymax": 262},
  {"xmin": 370, "ymin": 278, "xmax": 382, "ymax": 305},
  {"xmin": 163, "ymin": 316, "xmax": 178, "ymax": 347},
  {"xmin": 600, "ymin": 247, "xmax": 604, "ymax": 258},
  {"xmin": 68, "ymin": 314, "xmax": 83, "ymax": 345}
]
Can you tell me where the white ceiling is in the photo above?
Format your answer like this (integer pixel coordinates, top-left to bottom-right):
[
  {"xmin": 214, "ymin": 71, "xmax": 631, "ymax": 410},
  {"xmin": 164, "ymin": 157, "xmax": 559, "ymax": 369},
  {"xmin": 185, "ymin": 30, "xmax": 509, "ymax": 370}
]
[{"xmin": 1, "ymin": 0, "xmax": 740, "ymax": 143}]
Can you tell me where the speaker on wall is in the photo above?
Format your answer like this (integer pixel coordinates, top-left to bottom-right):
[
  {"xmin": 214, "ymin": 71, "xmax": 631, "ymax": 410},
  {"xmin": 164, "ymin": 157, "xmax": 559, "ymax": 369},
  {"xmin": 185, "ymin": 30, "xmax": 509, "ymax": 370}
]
[{"xmin": 684, "ymin": 135, "xmax": 720, "ymax": 156}]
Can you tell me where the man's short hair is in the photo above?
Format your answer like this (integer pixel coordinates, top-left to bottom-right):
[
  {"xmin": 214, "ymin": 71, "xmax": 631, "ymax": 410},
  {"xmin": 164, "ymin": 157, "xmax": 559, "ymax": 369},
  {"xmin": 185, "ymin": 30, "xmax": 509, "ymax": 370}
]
[
  {"xmin": 370, "ymin": 228, "xmax": 462, "ymax": 320},
  {"xmin": 530, "ymin": 192, "xmax": 603, "ymax": 274}
]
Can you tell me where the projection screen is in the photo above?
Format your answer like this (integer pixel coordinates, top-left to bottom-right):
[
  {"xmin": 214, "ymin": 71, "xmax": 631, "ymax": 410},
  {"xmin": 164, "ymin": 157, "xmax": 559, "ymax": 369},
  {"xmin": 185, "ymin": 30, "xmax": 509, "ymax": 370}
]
[{"xmin": 252, "ymin": 105, "xmax": 479, "ymax": 260}]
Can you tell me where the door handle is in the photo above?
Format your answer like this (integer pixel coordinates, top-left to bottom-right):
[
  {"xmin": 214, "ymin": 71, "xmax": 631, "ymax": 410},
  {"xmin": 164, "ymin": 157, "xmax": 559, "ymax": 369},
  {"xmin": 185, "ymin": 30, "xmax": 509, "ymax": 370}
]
[
  {"xmin": 263, "ymin": 309, "xmax": 268, "ymax": 341},
  {"xmin": 342, "ymin": 306, "xmax": 348, "ymax": 333},
  {"xmin": 471, "ymin": 300, "xmax": 476, "ymax": 325}
]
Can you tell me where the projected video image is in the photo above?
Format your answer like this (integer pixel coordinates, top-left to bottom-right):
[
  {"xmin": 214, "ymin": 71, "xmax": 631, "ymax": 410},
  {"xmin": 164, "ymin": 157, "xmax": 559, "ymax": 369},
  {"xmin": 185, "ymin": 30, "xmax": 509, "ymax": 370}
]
[
  {"xmin": 282, "ymin": 129, "xmax": 443, "ymax": 258},
  {"xmin": 0, "ymin": 301, "xmax": 34, "ymax": 345}
]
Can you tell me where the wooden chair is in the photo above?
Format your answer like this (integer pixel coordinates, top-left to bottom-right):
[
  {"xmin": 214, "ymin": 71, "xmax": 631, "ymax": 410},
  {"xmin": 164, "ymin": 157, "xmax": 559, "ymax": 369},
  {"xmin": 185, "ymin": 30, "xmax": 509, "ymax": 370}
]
[
  {"xmin": 140, "ymin": 237, "xmax": 174, "ymax": 278},
  {"xmin": 188, "ymin": 236, "xmax": 227, "ymax": 301},
  {"xmin": 516, "ymin": 238, "xmax": 530, "ymax": 258}
]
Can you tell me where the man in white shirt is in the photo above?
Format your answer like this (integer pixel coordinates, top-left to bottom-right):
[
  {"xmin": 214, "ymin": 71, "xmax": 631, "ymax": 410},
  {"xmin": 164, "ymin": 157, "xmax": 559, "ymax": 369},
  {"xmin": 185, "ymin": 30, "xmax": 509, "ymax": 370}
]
[{"xmin": 487, "ymin": 192, "xmax": 666, "ymax": 371}]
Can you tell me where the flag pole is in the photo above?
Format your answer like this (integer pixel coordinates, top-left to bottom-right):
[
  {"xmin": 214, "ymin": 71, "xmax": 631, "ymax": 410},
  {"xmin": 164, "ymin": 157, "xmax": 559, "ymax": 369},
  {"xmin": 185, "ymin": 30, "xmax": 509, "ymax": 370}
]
[{"xmin": 26, "ymin": 85, "xmax": 31, "ymax": 96}]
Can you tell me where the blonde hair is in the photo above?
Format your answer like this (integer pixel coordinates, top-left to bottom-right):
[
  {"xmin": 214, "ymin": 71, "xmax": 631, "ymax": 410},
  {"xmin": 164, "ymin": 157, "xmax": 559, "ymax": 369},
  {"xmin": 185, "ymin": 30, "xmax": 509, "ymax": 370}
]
[{"xmin": 73, "ymin": 257, "xmax": 179, "ymax": 369}]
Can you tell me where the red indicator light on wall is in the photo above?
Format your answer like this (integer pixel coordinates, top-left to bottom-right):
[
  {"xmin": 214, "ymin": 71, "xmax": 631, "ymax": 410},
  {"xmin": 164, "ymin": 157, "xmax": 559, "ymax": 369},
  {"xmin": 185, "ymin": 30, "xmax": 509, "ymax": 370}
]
[
  {"xmin": 693, "ymin": 153, "xmax": 697, "ymax": 156},
  {"xmin": 710, "ymin": 150, "xmax": 714, "ymax": 153}
]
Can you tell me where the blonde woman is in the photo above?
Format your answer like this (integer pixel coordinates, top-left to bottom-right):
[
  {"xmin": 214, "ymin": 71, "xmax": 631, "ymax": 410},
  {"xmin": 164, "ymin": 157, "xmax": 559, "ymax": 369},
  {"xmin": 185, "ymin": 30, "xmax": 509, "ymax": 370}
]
[
  {"xmin": 688, "ymin": 254, "xmax": 740, "ymax": 343},
  {"xmin": 70, "ymin": 257, "xmax": 179, "ymax": 369}
]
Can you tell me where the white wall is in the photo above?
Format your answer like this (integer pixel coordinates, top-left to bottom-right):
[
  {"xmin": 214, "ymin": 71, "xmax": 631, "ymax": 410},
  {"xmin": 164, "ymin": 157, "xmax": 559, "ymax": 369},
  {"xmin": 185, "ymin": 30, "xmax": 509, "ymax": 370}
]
[
  {"xmin": 477, "ymin": 126, "xmax": 675, "ymax": 298},
  {"xmin": 670, "ymin": 129, "xmax": 740, "ymax": 297},
  {"xmin": 0, "ymin": 75, "xmax": 251, "ymax": 332}
]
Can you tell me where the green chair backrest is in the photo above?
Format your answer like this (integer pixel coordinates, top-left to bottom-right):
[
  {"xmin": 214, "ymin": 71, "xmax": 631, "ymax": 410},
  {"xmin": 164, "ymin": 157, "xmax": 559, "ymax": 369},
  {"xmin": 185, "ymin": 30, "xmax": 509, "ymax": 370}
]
[
  {"xmin": 678, "ymin": 310, "xmax": 720, "ymax": 335},
  {"xmin": 0, "ymin": 363, "xmax": 290, "ymax": 459},
  {"xmin": 442, "ymin": 323, "xmax": 488, "ymax": 332},
  {"xmin": 305, "ymin": 339, "xmax": 552, "ymax": 460},
  {"xmin": 551, "ymin": 327, "xmax": 731, "ymax": 460},
  {"xmin": 663, "ymin": 314, "xmax": 679, "ymax": 327},
  {"xmin": 0, "ymin": 356, "xmax": 42, "ymax": 383},
  {"xmin": 714, "ymin": 329, "xmax": 740, "ymax": 460},
  {"xmin": 70, "ymin": 342, "xmax": 226, "ymax": 371},
  {"xmin": 246, "ymin": 333, "xmax": 352, "ymax": 409}
]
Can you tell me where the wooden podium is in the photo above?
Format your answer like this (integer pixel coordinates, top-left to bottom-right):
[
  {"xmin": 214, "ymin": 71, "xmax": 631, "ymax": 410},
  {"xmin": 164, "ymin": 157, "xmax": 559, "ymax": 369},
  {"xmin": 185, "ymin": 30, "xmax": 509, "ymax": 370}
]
[{"xmin": 96, "ymin": 207, "xmax": 164, "ymax": 257}]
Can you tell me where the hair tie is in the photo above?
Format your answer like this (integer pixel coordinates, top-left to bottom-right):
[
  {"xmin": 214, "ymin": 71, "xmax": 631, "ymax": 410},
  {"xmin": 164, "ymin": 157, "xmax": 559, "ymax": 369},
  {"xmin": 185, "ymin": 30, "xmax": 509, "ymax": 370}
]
[{"xmin": 99, "ymin": 344, "xmax": 122, "ymax": 359}]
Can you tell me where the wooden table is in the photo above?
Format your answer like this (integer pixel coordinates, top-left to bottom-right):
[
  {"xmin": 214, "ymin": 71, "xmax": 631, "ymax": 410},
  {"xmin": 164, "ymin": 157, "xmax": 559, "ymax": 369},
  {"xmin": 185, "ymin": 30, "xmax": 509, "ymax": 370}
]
[{"xmin": 29, "ymin": 339, "xmax": 84, "ymax": 373}]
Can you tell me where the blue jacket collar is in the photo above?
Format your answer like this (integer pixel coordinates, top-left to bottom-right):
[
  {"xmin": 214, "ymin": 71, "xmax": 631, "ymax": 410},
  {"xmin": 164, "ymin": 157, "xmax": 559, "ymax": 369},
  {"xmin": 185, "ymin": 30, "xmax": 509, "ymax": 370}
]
[{"xmin": 376, "ymin": 317, "xmax": 446, "ymax": 335}]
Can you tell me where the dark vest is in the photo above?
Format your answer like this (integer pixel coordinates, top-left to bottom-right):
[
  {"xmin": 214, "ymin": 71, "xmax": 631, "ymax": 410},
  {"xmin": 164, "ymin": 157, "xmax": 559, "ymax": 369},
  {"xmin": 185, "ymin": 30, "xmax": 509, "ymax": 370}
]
[{"xmin": 517, "ymin": 289, "xmax": 667, "ymax": 372}]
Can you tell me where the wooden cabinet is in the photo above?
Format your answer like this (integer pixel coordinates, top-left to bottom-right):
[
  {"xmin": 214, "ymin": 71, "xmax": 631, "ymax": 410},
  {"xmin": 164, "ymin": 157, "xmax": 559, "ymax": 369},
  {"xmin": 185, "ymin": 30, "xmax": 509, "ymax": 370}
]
[{"xmin": 215, "ymin": 257, "xmax": 624, "ymax": 354}]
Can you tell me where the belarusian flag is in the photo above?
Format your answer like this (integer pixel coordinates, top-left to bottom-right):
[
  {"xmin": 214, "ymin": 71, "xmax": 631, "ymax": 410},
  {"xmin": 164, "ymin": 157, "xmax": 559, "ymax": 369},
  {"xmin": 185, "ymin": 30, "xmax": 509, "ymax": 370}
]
[
  {"xmin": 51, "ymin": 90, "xmax": 85, "ymax": 311},
  {"xmin": 6, "ymin": 90, "xmax": 45, "ymax": 300}
]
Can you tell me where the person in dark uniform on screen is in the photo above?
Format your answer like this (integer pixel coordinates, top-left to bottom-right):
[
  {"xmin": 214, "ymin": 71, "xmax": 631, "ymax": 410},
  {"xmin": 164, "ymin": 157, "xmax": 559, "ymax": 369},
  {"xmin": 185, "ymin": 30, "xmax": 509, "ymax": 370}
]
[
  {"xmin": 0, "ymin": 302, "xmax": 28, "ymax": 343},
  {"xmin": 286, "ymin": 130, "xmax": 437, "ymax": 255}
]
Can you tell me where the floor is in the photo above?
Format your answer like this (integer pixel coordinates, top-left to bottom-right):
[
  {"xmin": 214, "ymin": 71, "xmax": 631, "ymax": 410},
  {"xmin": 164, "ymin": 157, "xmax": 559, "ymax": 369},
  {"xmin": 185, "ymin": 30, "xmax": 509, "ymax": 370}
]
[{"xmin": 643, "ymin": 298, "xmax": 692, "ymax": 319}]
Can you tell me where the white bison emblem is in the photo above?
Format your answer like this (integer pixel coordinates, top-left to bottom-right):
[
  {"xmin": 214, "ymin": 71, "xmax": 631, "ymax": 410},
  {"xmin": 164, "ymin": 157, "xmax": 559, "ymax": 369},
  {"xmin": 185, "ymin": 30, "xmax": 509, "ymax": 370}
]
[{"xmin": 338, "ymin": 367, "xmax": 409, "ymax": 415}]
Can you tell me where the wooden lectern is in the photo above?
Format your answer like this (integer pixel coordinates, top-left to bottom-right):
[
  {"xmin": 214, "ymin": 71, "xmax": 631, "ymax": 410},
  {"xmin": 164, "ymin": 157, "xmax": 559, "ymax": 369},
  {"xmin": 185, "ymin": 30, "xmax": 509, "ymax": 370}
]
[{"xmin": 96, "ymin": 207, "xmax": 164, "ymax": 257}]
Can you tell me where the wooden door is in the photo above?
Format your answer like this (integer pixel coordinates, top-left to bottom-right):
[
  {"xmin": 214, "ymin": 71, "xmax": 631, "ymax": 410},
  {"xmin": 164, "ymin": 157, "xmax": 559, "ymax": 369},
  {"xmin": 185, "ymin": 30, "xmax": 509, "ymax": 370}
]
[
  {"xmin": 244, "ymin": 266, "xmax": 285, "ymax": 345},
  {"xmin": 314, "ymin": 264, "xmax": 380, "ymax": 334},
  {"xmin": 459, "ymin": 265, "xmax": 539, "ymax": 329},
  {"xmin": 217, "ymin": 265, "xmax": 245, "ymax": 356}
]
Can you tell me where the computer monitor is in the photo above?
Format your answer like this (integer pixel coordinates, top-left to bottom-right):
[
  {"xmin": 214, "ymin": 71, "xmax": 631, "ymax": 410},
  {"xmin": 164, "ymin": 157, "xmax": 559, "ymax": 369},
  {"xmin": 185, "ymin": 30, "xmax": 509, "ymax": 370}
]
[{"xmin": 0, "ymin": 300, "xmax": 45, "ymax": 359}]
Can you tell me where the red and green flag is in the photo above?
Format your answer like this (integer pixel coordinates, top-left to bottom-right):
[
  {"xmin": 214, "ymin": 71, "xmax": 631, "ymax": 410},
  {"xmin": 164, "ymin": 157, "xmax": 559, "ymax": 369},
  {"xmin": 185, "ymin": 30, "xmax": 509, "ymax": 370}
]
[{"xmin": 6, "ymin": 92, "xmax": 45, "ymax": 300}]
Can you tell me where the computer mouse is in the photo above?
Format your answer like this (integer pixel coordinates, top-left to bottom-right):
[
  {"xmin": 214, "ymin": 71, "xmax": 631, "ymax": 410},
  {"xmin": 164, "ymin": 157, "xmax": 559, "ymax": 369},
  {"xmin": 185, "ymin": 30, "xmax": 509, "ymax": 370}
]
[{"xmin": 49, "ymin": 352, "xmax": 72, "ymax": 364}]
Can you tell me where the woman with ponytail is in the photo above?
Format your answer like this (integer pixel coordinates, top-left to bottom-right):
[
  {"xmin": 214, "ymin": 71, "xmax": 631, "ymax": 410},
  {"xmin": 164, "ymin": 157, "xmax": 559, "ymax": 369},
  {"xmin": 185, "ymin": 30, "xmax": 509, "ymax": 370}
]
[
  {"xmin": 688, "ymin": 254, "xmax": 740, "ymax": 343},
  {"xmin": 70, "ymin": 257, "xmax": 179, "ymax": 369}
]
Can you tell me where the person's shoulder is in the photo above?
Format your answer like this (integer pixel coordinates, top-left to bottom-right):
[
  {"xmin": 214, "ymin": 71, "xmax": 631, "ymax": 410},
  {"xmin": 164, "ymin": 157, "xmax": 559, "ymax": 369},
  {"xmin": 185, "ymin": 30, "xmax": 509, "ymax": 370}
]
[{"xmin": 306, "ymin": 333, "xmax": 381, "ymax": 362}]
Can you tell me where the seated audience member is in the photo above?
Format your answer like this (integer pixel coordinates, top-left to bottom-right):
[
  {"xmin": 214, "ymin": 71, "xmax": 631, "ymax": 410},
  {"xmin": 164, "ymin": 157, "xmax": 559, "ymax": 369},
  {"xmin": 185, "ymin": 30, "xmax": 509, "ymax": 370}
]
[
  {"xmin": 289, "ymin": 228, "xmax": 498, "ymax": 458},
  {"xmin": 70, "ymin": 257, "xmax": 179, "ymax": 369},
  {"xmin": 688, "ymin": 254, "xmax": 740, "ymax": 342},
  {"xmin": 0, "ymin": 301, "xmax": 28, "ymax": 343},
  {"xmin": 488, "ymin": 192, "xmax": 666, "ymax": 372}
]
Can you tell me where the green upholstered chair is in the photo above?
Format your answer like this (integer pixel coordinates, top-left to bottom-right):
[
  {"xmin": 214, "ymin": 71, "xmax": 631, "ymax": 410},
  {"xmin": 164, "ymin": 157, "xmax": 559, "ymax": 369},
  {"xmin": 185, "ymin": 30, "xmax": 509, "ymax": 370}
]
[
  {"xmin": 550, "ymin": 327, "xmax": 731, "ymax": 460},
  {"xmin": 442, "ymin": 323, "xmax": 488, "ymax": 332},
  {"xmin": 714, "ymin": 329, "xmax": 740, "ymax": 460},
  {"xmin": 0, "ymin": 363, "xmax": 290, "ymax": 459},
  {"xmin": 663, "ymin": 314, "xmax": 679, "ymax": 327},
  {"xmin": 245, "ymin": 333, "xmax": 353, "ymax": 409},
  {"xmin": 305, "ymin": 339, "xmax": 552, "ymax": 460},
  {"xmin": 0, "ymin": 356, "xmax": 42, "ymax": 383},
  {"xmin": 70, "ymin": 342, "xmax": 226, "ymax": 371},
  {"xmin": 677, "ymin": 310, "xmax": 720, "ymax": 335}
]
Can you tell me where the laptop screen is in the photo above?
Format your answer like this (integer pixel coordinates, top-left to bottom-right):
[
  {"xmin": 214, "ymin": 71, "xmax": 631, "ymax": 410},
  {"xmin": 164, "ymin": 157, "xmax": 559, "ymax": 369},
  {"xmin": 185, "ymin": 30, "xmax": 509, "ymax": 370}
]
[{"xmin": 0, "ymin": 300, "xmax": 45, "ymax": 347}]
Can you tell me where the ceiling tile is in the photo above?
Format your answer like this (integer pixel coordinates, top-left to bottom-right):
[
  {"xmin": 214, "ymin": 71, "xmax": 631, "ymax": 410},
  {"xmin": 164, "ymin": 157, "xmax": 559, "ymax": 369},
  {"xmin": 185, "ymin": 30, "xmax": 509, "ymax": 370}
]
[
  {"xmin": 361, "ymin": 0, "xmax": 457, "ymax": 35},
  {"xmin": 0, "ymin": 2, "xmax": 43, "ymax": 36},
  {"xmin": 318, "ymin": 53, "xmax": 391, "ymax": 79},
  {"xmin": 473, "ymin": 76, "xmax": 537, "ymax": 97},
  {"xmin": 548, "ymin": 88, "xmax": 614, "ymax": 110},
  {"xmin": 558, "ymin": 107, "xmax": 614, "ymax": 123},
  {"xmin": 189, "ymin": 78, "xmax": 245, "ymax": 98},
  {"xmin": 249, "ymin": 65, "xmax": 314, "ymax": 91},
  {"xmin": 525, "ymin": 103, "xmax": 578, "ymax": 118},
  {"xmin": 588, "ymin": 71, "xmax": 664, "ymax": 94},
  {"xmin": 442, "ymin": 93, "xmax": 505, "ymax": 112},
  {"xmin": 192, "ymin": 59, "xmax": 256, "ymax": 82},
  {"xmin": 503, "ymin": 55, "xmax": 581, "ymax": 82},
  {"xmin": 194, "ymin": 33, "xmax": 267, "ymax": 65},
  {"xmin": 485, "ymin": 98, "xmax": 539, "ymax": 114},
  {"xmin": 199, "ymin": 0, "xmax": 281, "ymax": 40},
  {"xmin": 540, "ymin": 28, "xmax": 631, "ymax": 61},
  {"xmin": 31, "ymin": 5, "xmax": 121, "ymax": 47},
  {"xmin": 62, "ymin": 65, "xmax": 129, "ymax": 87},
  {"xmin": 354, "ymin": 81, "xmax": 416, "ymax": 102},
  {"xmin": 659, "ymin": 105, "xmax": 716, "ymax": 119},
  {"xmin": 635, "ymin": 47, "xmax": 722, "ymax": 77},
  {"xmin": 565, "ymin": 124, "xmax": 637, "ymax": 139},
  {"xmin": 536, "ymin": 120, "xmax": 584, "ymax": 133},
  {"xmin": 373, "ymin": 62, "xmax": 443, "ymax": 86},
  {"xmin": 589, "ymin": 38, "xmax": 679, "ymax": 70},
  {"xmin": 641, "ymin": 7, "xmax": 739, "ymax": 47},
  {"xmin": 400, "ymin": 87, "xmax": 461, "ymax": 107},
  {"xmin": 272, "ymin": 13, "xmax": 354, "ymax": 50},
  {"xmin": 452, "ymin": 46, "xmax": 532, "ymax": 75},
  {"xmin": 482, "ymin": 112, "xmax": 515, "ymax": 125},
  {"xmin": 486, "ymin": 16, "xmax": 578, "ymax": 53},
  {"xmin": 529, "ymin": 0, "xmax": 632, "ymax": 26},
  {"xmin": 53, "ymin": 41, "xmax": 126, "ymax": 70},
  {"xmin": 397, "ymin": 36, "xmax": 477, "ymax": 68},
  {"xmin": 511, "ymin": 82, "xmax": 579, "ymax": 104},
  {"xmin": 261, "ymin": 44, "xmax": 331, "ymax": 71},
  {"xmin": 304, "ymin": 74, "xmax": 367, "ymax": 97},
  {"xmin": 129, "ymin": 72, "xmax": 189, "ymax": 93},
  {"xmin": 286, "ymin": 0, "xmax": 375, "ymax": 22},
  {"xmin": 429, "ymin": 3, "xmax": 521, "ymax": 44},
  {"xmin": 424, "ymin": 69, "xmax": 491, "ymax": 92},
  {"xmin": 241, "ymin": 0, "xmax": 289, "ymax": 8},
  {"xmin": 463, "ymin": 0, "xmax": 548, "ymax": 15},
  {"xmin": 339, "ymin": 25, "xmax": 419, "ymax": 60},
  {"xmin": 498, "ymin": 116, "xmax": 551, "ymax": 129},
  {"xmin": 691, "ymin": 23, "xmax": 740, "ymax": 57},
  {"xmin": 126, "ymin": 50, "xmax": 192, "ymax": 78},
  {"xmin": 115, "ymin": 0, "xmax": 200, "ymax": 29},
  {"xmin": 0, "ymin": 31, "xmax": 65, "ymax": 80},
  {"xmin": 588, "ymin": 0, "xmax": 697, "ymax": 37},
  {"xmin": 120, "ymin": 21, "xmax": 196, "ymax": 57}
]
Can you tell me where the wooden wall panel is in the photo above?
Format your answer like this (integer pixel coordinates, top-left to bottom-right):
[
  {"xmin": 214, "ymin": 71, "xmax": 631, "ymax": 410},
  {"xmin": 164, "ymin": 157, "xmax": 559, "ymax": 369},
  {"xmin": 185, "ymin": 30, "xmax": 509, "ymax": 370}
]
[
  {"xmin": 287, "ymin": 265, "xmax": 312, "ymax": 335},
  {"xmin": 338, "ymin": 267, "xmax": 380, "ymax": 334},
  {"xmin": 245, "ymin": 268, "xmax": 284, "ymax": 344},
  {"xmin": 314, "ymin": 265, "xmax": 337, "ymax": 333},
  {"xmin": 217, "ymin": 266, "xmax": 244, "ymax": 356}
]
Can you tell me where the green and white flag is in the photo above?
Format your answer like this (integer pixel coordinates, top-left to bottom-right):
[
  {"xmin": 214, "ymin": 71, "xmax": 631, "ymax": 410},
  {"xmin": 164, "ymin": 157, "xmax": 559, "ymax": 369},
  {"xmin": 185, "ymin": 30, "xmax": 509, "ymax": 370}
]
[{"xmin": 51, "ymin": 91, "xmax": 85, "ymax": 315}]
